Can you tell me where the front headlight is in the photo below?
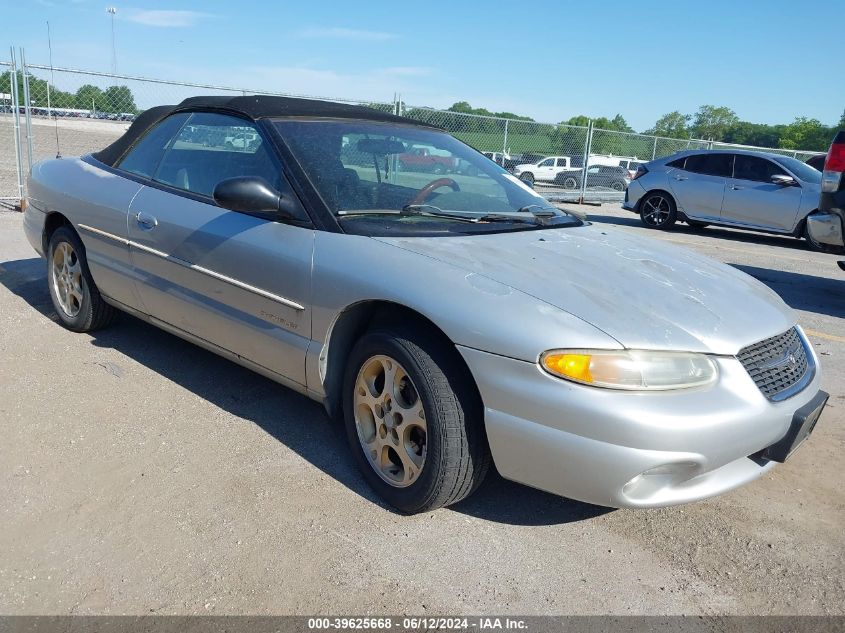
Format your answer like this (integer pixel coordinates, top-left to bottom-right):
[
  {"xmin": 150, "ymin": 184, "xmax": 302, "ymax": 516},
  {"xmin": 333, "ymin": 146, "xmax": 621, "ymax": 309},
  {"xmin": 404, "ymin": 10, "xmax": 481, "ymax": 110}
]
[{"xmin": 540, "ymin": 349, "xmax": 717, "ymax": 391}]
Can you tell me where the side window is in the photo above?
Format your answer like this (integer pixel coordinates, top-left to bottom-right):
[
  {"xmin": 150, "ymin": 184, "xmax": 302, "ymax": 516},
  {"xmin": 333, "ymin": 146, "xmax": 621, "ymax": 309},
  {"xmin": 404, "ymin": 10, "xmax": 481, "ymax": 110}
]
[
  {"xmin": 733, "ymin": 155, "xmax": 781, "ymax": 182},
  {"xmin": 153, "ymin": 112, "xmax": 282, "ymax": 198},
  {"xmin": 539, "ymin": 158, "xmax": 555, "ymax": 167},
  {"xmin": 684, "ymin": 153, "xmax": 733, "ymax": 177},
  {"xmin": 666, "ymin": 157, "xmax": 686, "ymax": 169},
  {"xmin": 556, "ymin": 158, "xmax": 569, "ymax": 167},
  {"xmin": 117, "ymin": 113, "xmax": 191, "ymax": 178}
]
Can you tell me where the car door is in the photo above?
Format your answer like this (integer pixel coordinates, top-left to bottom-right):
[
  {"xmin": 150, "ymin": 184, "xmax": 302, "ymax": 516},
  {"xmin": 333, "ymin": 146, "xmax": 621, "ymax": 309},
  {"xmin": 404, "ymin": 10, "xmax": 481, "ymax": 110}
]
[
  {"xmin": 554, "ymin": 157, "xmax": 570, "ymax": 179},
  {"xmin": 721, "ymin": 154, "xmax": 803, "ymax": 231},
  {"xmin": 667, "ymin": 153, "xmax": 732, "ymax": 220},
  {"xmin": 535, "ymin": 158, "xmax": 557, "ymax": 181},
  {"xmin": 123, "ymin": 111, "xmax": 314, "ymax": 386}
]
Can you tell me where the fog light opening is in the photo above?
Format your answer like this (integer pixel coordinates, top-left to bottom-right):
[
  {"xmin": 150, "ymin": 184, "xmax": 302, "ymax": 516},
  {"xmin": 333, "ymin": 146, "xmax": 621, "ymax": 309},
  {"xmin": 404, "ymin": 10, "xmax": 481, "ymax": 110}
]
[{"xmin": 623, "ymin": 461, "xmax": 700, "ymax": 499}]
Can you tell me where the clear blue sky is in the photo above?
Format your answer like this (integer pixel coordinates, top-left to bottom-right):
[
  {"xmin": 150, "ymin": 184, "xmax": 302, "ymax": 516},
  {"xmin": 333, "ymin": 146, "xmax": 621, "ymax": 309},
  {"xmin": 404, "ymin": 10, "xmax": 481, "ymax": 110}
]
[{"xmin": 4, "ymin": 0, "xmax": 843, "ymax": 131}]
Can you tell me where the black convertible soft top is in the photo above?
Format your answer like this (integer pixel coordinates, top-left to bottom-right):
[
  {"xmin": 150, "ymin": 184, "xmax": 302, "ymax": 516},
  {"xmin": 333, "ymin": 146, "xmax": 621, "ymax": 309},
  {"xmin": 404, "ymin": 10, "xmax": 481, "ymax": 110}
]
[{"xmin": 92, "ymin": 94, "xmax": 432, "ymax": 167}]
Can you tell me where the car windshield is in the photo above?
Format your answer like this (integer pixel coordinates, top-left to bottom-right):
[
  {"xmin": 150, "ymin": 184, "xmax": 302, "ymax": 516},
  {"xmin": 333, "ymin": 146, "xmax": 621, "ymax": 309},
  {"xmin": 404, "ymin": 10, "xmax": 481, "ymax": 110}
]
[
  {"xmin": 273, "ymin": 119, "xmax": 581, "ymax": 235},
  {"xmin": 770, "ymin": 155, "xmax": 822, "ymax": 184}
]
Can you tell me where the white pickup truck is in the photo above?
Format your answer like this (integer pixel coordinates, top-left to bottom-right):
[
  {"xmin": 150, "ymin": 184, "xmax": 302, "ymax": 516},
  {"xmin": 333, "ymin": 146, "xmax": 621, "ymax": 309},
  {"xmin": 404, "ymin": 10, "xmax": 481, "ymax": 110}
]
[{"xmin": 512, "ymin": 156, "xmax": 581, "ymax": 185}]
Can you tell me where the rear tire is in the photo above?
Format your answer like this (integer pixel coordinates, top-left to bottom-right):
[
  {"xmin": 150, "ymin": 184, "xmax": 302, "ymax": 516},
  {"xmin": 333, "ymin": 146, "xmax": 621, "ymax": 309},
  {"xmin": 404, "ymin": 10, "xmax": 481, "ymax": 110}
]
[
  {"xmin": 343, "ymin": 327, "xmax": 490, "ymax": 513},
  {"xmin": 562, "ymin": 176, "xmax": 578, "ymax": 190},
  {"xmin": 639, "ymin": 191, "xmax": 677, "ymax": 230},
  {"xmin": 47, "ymin": 226, "xmax": 116, "ymax": 332}
]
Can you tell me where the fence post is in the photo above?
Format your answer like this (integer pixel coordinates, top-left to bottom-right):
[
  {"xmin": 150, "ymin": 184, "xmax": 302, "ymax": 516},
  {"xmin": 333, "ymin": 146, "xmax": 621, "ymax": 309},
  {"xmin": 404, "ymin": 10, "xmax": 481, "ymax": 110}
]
[
  {"xmin": 21, "ymin": 48, "xmax": 34, "ymax": 174},
  {"xmin": 651, "ymin": 135, "xmax": 658, "ymax": 160},
  {"xmin": 579, "ymin": 120, "xmax": 593, "ymax": 204},
  {"xmin": 9, "ymin": 48, "xmax": 25, "ymax": 205},
  {"xmin": 502, "ymin": 119, "xmax": 508, "ymax": 160}
]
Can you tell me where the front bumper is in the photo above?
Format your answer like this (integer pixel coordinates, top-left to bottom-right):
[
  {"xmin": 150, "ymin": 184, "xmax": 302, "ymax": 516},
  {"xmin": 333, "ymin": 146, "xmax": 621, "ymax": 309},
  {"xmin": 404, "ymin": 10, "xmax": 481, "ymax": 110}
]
[
  {"xmin": 458, "ymin": 339, "xmax": 822, "ymax": 508},
  {"xmin": 806, "ymin": 212, "xmax": 844, "ymax": 248}
]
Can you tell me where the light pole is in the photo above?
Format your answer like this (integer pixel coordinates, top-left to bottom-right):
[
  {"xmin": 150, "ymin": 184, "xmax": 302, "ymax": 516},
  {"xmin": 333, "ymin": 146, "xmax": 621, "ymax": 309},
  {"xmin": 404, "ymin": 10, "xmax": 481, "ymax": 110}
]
[{"xmin": 107, "ymin": 7, "xmax": 117, "ymax": 75}]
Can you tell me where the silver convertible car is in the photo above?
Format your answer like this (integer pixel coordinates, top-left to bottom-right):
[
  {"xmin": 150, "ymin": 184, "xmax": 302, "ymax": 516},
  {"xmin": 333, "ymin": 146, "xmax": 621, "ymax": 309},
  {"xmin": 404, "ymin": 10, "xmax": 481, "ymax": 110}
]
[{"xmin": 24, "ymin": 96, "xmax": 828, "ymax": 512}]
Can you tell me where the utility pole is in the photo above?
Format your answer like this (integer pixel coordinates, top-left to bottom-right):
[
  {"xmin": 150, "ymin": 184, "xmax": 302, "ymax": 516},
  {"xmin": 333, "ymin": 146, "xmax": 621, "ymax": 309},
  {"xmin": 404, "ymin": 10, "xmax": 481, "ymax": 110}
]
[{"xmin": 107, "ymin": 7, "xmax": 117, "ymax": 75}]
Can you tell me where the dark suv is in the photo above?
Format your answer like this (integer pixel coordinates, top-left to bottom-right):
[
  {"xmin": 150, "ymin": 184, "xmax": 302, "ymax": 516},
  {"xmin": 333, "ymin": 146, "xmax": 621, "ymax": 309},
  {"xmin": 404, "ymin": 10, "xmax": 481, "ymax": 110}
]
[{"xmin": 816, "ymin": 131, "xmax": 845, "ymax": 270}]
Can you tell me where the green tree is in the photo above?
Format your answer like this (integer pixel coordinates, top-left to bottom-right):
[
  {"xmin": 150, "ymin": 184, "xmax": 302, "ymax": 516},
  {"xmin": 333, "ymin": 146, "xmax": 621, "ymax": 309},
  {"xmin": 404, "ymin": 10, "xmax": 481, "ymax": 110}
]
[
  {"xmin": 75, "ymin": 84, "xmax": 106, "ymax": 112},
  {"xmin": 645, "ymin": 111, "xmax": 691, "ymax": 138},
  {"xmin": 690, "ymin": 105, "xmax": 739, "ymax": 141},
  {"xmin": 610, "ymin": 114, "xmax": 634, "ymax": 133},
  {"xmin": 778, "ymin": 117, "xmax": 832, "ymax": 151},
  {"xmin": 103, "ymin": 85, "xmax": 137, "ymax": 114},
  {"xmin": 561, "ymin": 115, "xmax": 590, "ymax": 127}
]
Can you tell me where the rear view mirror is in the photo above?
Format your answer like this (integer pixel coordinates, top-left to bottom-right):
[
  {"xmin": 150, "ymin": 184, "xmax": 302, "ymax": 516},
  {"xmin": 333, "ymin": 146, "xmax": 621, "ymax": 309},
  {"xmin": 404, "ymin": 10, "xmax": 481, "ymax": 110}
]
[
  {"xmin": 771, "ymin": 174, "xmax": 797, "ymax": 187},
  {"xmin": 356, "ymin": 139, "xmax": 406, "ymax": 155},
  {"xmin": 213, "ymin": 176, "xmax": 294, "ymax": 219}
]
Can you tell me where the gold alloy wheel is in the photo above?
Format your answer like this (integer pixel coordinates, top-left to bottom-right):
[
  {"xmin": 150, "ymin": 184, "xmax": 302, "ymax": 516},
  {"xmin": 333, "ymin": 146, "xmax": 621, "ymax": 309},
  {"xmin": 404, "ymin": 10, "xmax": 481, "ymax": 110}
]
[
  {"xmin": 51, "ymin": 241, "xmax": 83, "ymax": 318},
  {"xmin": 353, "ymin": 354, "xmax": 427, "ymax": 487}
]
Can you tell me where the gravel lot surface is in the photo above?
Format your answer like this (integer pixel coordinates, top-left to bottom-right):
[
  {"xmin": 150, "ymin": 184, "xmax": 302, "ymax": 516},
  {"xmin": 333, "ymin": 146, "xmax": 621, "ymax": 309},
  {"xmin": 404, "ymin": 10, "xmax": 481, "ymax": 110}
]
[{"xmin": 0, "ymin": 201, "xmax": 843, "ymax": 616}]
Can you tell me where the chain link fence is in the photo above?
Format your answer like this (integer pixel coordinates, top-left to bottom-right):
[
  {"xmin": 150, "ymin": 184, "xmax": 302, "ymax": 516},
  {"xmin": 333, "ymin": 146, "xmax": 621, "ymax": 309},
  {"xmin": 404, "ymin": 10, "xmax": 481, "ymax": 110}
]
[{"xmin": 0, "ymin": 50, "xmax": 826, "ymax": 207}]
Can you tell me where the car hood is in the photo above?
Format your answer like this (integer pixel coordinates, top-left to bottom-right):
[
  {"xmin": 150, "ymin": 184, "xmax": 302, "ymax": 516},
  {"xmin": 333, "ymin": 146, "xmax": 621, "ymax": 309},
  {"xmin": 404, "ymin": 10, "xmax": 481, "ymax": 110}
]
[{"xmin": 376, "ymin": 225, "xmax": 796, "ymax": 355}]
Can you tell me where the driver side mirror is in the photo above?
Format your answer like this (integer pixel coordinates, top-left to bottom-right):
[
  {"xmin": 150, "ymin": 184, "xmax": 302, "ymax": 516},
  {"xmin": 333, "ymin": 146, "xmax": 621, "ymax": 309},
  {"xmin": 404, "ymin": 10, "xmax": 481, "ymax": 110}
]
[
  {"xmin": 213, "ymin": 177, "xmax": 297, "ymax": 219},
  {"xmin": 771, "ymin": 174, "xmax": 798, "ymax": 187}
]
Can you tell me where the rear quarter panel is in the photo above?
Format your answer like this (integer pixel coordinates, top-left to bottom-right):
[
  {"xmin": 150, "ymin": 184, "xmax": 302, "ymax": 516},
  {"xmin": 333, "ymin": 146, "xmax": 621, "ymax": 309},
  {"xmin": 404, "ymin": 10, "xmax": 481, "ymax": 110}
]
[{"xmin": 28, "ymin": 156, "xmax": 145, "ymax": 309}]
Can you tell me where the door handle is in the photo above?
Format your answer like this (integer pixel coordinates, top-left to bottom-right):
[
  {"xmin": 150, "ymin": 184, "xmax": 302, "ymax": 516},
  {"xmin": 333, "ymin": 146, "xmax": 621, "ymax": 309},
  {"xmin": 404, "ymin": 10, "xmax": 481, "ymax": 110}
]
[
  {"xmin": 730, "ymin": 185, "xmax": 743, "ymax": 190},
  {"xmin": 673, "ymin": 175, "xmax": 688, "ymax": 181},
  {"xmin": 135, "ymin": 212, "xmax": 158, "ymax": 229}
]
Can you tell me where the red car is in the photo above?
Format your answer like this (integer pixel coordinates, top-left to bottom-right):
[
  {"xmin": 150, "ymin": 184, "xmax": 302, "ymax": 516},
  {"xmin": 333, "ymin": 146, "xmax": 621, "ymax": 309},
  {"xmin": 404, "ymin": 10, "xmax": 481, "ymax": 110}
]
[{"xmin": 398, "ymin": 146, "xmax": 458, "ymax": 174}]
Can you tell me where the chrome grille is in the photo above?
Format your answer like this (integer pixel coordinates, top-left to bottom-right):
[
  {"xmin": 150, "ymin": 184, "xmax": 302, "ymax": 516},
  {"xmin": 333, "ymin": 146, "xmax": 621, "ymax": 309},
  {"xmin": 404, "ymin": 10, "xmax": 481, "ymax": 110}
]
[{"xmin": 737, "ymin": 327, "xmax": 810, "ymax": 400}]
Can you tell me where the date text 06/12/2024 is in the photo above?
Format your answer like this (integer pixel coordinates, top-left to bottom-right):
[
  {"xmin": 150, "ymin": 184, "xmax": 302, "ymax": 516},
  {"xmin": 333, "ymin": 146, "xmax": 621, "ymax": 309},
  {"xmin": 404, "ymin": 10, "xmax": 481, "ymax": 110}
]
[{"xmin": 307, "ymin": 617, "xmax": 528, "ymax": 630}]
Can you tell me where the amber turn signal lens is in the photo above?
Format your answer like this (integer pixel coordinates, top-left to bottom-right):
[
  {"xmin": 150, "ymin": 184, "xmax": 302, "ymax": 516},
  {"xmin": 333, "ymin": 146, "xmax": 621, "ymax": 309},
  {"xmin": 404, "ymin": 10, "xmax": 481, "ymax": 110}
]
[{"xmin": 541, "ymin": 353, "xmax": 594, "ymax": 383}]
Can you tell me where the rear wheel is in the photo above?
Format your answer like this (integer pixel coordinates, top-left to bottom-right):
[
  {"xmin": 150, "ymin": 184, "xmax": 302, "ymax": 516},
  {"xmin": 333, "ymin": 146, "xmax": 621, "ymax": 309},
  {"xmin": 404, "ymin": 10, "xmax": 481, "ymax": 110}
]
[
  {"xmin": 639, "ymin": 192, "xmax": 677, "ymax": 230},
  {"xmin": 562, "ymin": 176, "xmax": 578, "ymax": 190},
  {"xmin": 47, "ymin": 226, "xmax": 116, "ymax": 332},
  {"xmin": 610, "ymin": 180, "xmax": 626, "ymax": 192},
  {"xmin": 343, "ymin": 327, "xmax": 490, "ymax": 513}
]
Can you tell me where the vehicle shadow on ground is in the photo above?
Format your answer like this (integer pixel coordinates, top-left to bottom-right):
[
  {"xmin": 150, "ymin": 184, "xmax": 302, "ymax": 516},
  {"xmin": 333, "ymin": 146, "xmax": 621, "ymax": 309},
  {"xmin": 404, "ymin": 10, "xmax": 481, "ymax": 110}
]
[
  {"xmin": 0, "ymin": 256, "xmax": 607, "ymax": 526},
  {"xmin": 586, "ymin": 213, "xmax": 811, "ymax": 252},
  {"xmin": 731, "ymin": 264, "xmax": 845, "ymax": 320}
]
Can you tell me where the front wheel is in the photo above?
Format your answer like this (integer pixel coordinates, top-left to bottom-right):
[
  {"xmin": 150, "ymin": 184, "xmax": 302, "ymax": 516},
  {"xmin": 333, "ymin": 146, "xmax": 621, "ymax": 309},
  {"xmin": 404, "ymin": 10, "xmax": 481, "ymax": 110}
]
[
  {"xmin": 639, "ymin": 192, "xmax": 677, "ymax": 230},
  {"xmin": 519, "ymin": 172, "xmax": 535, "ymax": 186},
  {"xmin": 343, "ymin": 327, "xmax": 490, "ymax": 513},
  {"xmin": 47, "ymin": 226, "xmax": 116, "ymax": 332}
]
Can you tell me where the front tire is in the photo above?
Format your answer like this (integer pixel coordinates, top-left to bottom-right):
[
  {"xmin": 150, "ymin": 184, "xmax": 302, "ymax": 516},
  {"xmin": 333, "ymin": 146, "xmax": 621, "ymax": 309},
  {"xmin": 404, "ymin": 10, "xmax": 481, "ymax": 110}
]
[
  {"xmin": 519, "ymin": 172, "xmax": 535, "ymax": 186},
  {"xmin": 639, "ymin": 191, "xmax": 677, "ymax": 230},
  {"xmin": 343, "ymin": 327, "xmax": 490, "ymax": 513},
  {"xmin": 47, "ymin": 226, "xmax": 116, "ymax": 332}
]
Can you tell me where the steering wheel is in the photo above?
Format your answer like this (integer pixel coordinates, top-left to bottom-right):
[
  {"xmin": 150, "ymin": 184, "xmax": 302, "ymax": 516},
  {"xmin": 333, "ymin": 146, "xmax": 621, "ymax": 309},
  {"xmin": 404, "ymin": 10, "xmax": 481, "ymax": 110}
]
[{"xmin": 408, "ymin": 178, "xmax": 460, "ymax": 206}]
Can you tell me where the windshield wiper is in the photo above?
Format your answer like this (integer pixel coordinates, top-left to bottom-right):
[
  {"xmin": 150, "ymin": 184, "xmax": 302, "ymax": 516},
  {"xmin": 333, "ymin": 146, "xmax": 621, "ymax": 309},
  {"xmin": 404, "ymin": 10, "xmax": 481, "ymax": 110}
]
[
  {"xmin": 337, "ymin": 206, "xmax": 477, "ymax": 223},
  {"xmin": 338, "ymin": 204, "xmax": 564, "ymax": 226}
]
